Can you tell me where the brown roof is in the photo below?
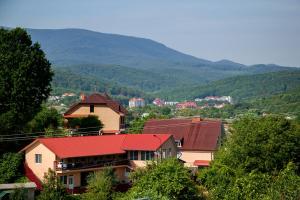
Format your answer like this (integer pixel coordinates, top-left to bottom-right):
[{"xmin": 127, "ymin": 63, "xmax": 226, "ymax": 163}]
[
  {"xmin": 64, "ymin": 93, "xmax": 127, "ymax": 115},
  {"xmin": 143, "ymin": 118, "xmax": 222, "ymax": 151}
]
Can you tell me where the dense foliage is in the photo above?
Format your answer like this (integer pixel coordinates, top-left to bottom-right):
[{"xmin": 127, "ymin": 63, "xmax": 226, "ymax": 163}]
[
  {"xmin": 198, "ymin": 116, "xmax": 300, "ymax": 199},
  {"xmin": 0, "ymin": 153, "xmax": 23, "ymax": 184},
  {"xmin": 25, "ymin": 106, "xmax": 63, "ymax": 133},
  {"xmin": 68, "ymin": 115, "xmax": 103, "ymax": 133},
  {"xmin": 119, "ymin": 158, "xmax": 203, "ymax": 200},
  {"xmin": 0, "ymin": 28, "xmax": 53, "ymax": 143},
  {"xmin": 38, "ymin": 169, "xmax": 71, "ymax": 200},
  {"xmin": 52, "ymin": 68, "xmax": 150, "ymax": 104},
  {"xmin": 83, "ymin": 168, "xmax": 116, "ymax": 200},
  {"xmin": 160, "ymin": 70, "xmax": 300, "ymax": 101}
]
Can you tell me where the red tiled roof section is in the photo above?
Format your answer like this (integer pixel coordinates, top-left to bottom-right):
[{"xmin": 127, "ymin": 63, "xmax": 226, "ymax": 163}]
[
  {"xmin": 64, "ymin": 93, "xmax": 127, "ymax": 115},
  {"xmin": 38, "ymin": 135, "xmax": 126, "ymax": 158},
  {"xmin": 34, "ymin": 134, "xmax": 172, "ymax": 158},
  {"xmin": 143, "ymin": 118, "xmax": 222, "ymax": 151},
  {"xmin": 122, "ymin": 134, "xmax": 171, "ymax": 151}
]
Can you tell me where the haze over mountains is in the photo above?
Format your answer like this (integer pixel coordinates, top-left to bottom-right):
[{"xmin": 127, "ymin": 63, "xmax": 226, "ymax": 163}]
[{"xmin": 25, "ymin": 28, "xmax": 299, "ymax": 100}]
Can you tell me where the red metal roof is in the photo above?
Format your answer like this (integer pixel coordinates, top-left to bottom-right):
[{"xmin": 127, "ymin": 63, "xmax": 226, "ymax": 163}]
[
  {"xmin": 193, "ymin": 160, "xmax": 210, "ymax": 166},
  {"xmin": 64, "ymin": 93, "xmax": 127, "ymax": 115},
  {"xmin": 143, "ymin": 118, "xmax": 222, "ymax": 151},
  {"xmin": 122, "ymin": 134, "xmax": 171, "ymax": 151},
  {"xmin": 27, "ymin": 134, "xmax": 171, "ymax": 159}
]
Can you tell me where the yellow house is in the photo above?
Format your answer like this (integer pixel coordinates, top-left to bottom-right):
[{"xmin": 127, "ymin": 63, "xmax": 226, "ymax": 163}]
[
  {"xmin": 20, "ymin": 134, "xmax": 177, "ymax": 192},
  {"xmin": 64, "ymin": 93, "xmax": 127, "ymax": 134}
]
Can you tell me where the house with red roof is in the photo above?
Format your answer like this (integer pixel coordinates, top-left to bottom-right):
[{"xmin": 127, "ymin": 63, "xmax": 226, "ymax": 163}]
[
  {"xmin": 64, "ymin": 93, "xmax": 127, "ymax": 134},
  {"xmin": 143, "ymin": 117, "xmax": 223, "ymax": 168},
  {"xmin": 176, "ymin": 101, "xmax": 197, "ymax": 109},
  {"xmin": 20, "ymin": 134, "xmax": 177, "ymax": 191}
]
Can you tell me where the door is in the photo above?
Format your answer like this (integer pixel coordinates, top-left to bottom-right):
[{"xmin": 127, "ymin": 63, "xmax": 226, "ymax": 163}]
[{"xmin": 68, "ymin": 175, "xmax": 74, "ymax": 190}]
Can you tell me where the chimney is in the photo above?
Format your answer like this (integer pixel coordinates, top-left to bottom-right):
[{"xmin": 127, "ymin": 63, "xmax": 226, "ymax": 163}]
[
  {"xmin": 192, "ymin": 116, "xmax": 202, "ymax": 123},
  {"xmin": 80, "ymin": 93, "xmax": 86, "ymax": 101}
]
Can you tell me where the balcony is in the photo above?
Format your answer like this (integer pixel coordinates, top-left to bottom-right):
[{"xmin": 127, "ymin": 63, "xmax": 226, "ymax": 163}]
[{"xmin": 55, "ymin": 159, "xmax": 130, "ymax": 171}]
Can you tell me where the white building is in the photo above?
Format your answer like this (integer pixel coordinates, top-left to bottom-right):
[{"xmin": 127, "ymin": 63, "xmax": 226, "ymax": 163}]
[{"xmin": 129, "ymin": 98, "xmax": 145, "ymax": 108}]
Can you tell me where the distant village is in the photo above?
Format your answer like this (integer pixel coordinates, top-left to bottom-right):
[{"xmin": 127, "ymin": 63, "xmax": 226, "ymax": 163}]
[{"xmin": 129, "ymin": 95, "xmax": 233, "ymax": 109}]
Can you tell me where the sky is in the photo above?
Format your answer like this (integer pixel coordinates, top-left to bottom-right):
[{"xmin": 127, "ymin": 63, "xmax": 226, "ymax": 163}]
[{"xmin": 0, "ymin": 0, "xmax": 300, "ymax": 67}]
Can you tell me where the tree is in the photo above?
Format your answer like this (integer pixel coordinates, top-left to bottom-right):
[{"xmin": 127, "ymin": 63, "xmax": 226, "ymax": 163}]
[
  {"xmin": 198, "ymin": 115, "xmax": 300, "ymax": 199},
  {"xmin": 0, "ymin": 28, "xmax": 53, "ymax": 138},
  {"xmin": 68, "ymin": 115, "xmax": 103, "ymax": 133},
  {"xmin": 121, "ymin": 158, "xmax": 203, "ymax": 200},
  {"xmin": 26, "ymin": 106, "xmax": 62, "ymax": 133},
  {"xmin": 83, "ymin": 168, "xmax": 116, "ymax": 200},
  {"xmin": 37, "ymin": 169, "xmax": 69, "ymax": 200},
  {"xmin": 0, "ymin": 152, "xmax": 23, "ymax": 183}
]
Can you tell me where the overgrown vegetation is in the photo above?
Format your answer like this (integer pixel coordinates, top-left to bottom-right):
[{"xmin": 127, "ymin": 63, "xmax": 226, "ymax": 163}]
[
  {"xmin": 68, "ymin": 115, "xmax": 103, "ymax": 133},
  {"xmin": 0, "ymin": 153, "xmax": 23, "ymax": 184},
  {"xmin": 37, "ymin": 169, "xmax": 71, "ymax": 200},
  {"xmin": 118, "ymin": 158, "xmax": 203, "ymax": 200},
  {"xmin": 83, "ymin": 168, "xmax": 116, "ymax": 200},
  {"xmin": 198, "ymin": 116, "xmax": 300, "ymax": 199}
]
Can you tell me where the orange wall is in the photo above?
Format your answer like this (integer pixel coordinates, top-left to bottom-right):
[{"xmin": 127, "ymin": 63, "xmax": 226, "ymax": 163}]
[
  {"xmin": 68, "ymin": 105, "xmax": 121, "ymax": 131},
  {"xmin": 180, "ymin": 151, "xmax": 214, "ymax": 167},
  {"xmin": 25, "ymin": 142, "xmax": 56, "ymax": 182}
]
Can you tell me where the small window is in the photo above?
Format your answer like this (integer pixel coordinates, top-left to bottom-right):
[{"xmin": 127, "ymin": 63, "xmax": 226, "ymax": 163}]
[
  {"xmin": 141, "ymin": 151, "xmax": 154, "ymax": 160},
  {"xmin": 60, "ymin": 175, "xmax": 67, "ymax": 185},
  {"xmin": 35, "ymin": 154, "xmax": 42, "ymax": 163},
  {"xmin": 129, "ymin": 151, "xmax": 138, "ymax": 160},
  {"xmin": 175, "ymin": 140, "xmax": 182, "ymax": 147},
  {"xmin": 90, "ymin": 105, "xmax": 94, "ymax": 113}
]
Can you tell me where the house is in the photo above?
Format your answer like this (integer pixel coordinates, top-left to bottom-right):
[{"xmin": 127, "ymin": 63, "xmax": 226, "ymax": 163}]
[
  {"xmin": 143, "ymin": 117, "xmax": 223, "ymax": 168},
  {"xmin": 152, "ymin": 98, "xmax": 165, "ymax": 107},
  {"xmin": 64, "ymin": 93, "xmax": 127, "ymax": 134},
  {"xmin": 20, "ymin": 134, "xmax": 177, "ymax": 191},
  {"xmin": 129, "ymin": 98, "xmax": 145, "ymax": 108},
  {"xmin": 176, "ymin": 101, "xmax": 197, "ymax": 109}
]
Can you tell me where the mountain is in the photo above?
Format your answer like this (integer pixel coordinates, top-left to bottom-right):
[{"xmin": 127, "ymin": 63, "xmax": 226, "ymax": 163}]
[
  {"xmin": 27, "ymin": 28, "xmax": 211, "ymax": 68},
  {"xmin": 24, "ymin": 28, "xmax": 297, "ymax": 92},
  {"xmin": 159, "ymin": 70, "xmax": 300, "ymax": 101}
]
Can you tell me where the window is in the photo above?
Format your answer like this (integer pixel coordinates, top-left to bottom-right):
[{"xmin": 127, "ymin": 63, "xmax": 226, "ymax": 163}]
[
  {"xmin": 129, "ymin": 151, "xmax": 138, "ymax": 160},
  {"xmin": 168, "ymin": 148, "xmax": 172, "ymax": 157},
  {"xmin": 90, "ymin": 105, "xmax": 94, "ymax": 113},
  {"xmin": 60, "ymin": 175, "xmax": 67, "ymax": 185},
  {"xmin": 175, "ymin": 140, "xmax": 182, "ymax": 147},
  {"xmin": 35, "ymin": 154, "xmax": 42, "ymax": 163},
  {"xmin": 162, "ymin": 149, "xmax": 167, "ymax": 159},
  {"xmin": 141, "ymin": 151, "xmax": 154, "ymax": 160}
]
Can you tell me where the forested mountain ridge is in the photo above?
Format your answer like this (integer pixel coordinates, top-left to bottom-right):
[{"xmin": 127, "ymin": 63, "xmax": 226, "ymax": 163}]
[
  {"xmin": 159, "ymin": 70, "xmax": 300, "ymax": 101},
  {"xmin": 25, "ymin": 28, "xmax": 297, "ymax": 92},
  {"xmin": 51, "ymin": 68, "xmax": 151, "ymax": 104}
]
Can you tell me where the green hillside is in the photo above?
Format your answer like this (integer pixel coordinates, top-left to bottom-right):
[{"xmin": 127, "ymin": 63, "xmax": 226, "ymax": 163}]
[
  {"xmin": 247, "ymin": 86, "xmax": 300, "ymax": 116},
  {"xmin": 159, "ymin": 70, "xmax": 300, "ymax": 101},
  {"xmin": 51, "ymin": 68, "xmax": 151, "ymax": 104},
  {"xmin": 25, "ymin": 28, "xmax": 296, "ymax": 92}
]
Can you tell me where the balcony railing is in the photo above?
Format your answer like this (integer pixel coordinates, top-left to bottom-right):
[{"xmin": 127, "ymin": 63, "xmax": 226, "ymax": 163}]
[{"xmin": 55, "ymin": 159, "xmax": 130, "ymax": 171}]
